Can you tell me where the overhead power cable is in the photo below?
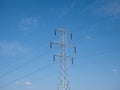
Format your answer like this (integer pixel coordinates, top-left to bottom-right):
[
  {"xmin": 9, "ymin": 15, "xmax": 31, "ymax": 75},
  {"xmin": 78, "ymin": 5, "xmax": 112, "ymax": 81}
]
[
  {"xmin": 0, "ymin": 38, "xmax": 52, "ymax": 72},
  {"xmin": 0, "ymin": 38, "xmax": 53, "ymax": 79},
  {"xmin": 0, "ymin": 51, "xmax": 50, "ymax": 79},
  {"xmin": 0, "ymin": 62, "xmax": 54, "ymax": 89}
]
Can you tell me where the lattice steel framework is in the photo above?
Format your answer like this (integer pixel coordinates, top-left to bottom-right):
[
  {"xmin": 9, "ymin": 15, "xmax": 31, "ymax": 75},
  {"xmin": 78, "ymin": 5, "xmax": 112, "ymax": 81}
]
[{"xmin": 50, "ymin": 28, "xmax": 76, "ymax": 90}]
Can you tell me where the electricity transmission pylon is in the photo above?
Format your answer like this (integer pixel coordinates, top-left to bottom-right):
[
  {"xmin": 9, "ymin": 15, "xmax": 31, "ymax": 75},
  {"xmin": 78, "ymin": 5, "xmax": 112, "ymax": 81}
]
[{"xmin": 50, "ymin": 28, "xmax": 76, "ymax": 90}]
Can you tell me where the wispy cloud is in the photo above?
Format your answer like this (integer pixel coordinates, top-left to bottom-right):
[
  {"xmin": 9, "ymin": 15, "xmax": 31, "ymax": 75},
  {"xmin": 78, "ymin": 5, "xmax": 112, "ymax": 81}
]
[
  {"xmin": 112, "ymin": 68, "xmax": 119, "ymax": 76},
  {"xmin": 94, "ymin": 1, "xmax": 120, "ymax": 18},
  {"xmin": 59, "ymin": 1, "xmax": 76, "ymax": 18},
  {"xmin": 15, "ymin": 81, "xmax": 21, "ymax": 85},
  {"xmin": 24, "ymin": 81, "xmax": 32, "ymax": 86},
  {"xmin": 24, "ymin": 81, "xmax": 33, "ymax": 89},
  {"xmin": 18, "ymin": 17, "xmax": 40, "ymax": 31},
  {"xmin": 112, "ymin": 68, "xmax": 117, "ymax": 72},
  {"xmin": 0, "ymin": 41, "xmax": 30, "ymax": 56},
  {"xmin": 15, "ymin": 81, "xmax": 33, "ymax": 88},
  {"xmin": 49, "ymin": 1, "xmax": 76, "ymax": 18},
  {"xmin": 84, "ymin": 35, "xmax": 91, "ymax": 40},
  {"xmin": 81, "ymin": 0, "xmax": 120, "ymax": 19}
]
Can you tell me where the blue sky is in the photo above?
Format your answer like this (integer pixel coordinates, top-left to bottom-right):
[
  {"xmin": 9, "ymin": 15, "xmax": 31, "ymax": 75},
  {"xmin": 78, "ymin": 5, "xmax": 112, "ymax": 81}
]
[{"xmin": 0, "ymin": 0, "xmax": 120, "ymax": 90}]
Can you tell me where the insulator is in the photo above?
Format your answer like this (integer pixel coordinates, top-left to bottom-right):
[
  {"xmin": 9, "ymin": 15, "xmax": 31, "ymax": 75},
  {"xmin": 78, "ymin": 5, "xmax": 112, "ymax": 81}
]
[
  {"xmin": 72, "ymin": 57, "xmax": 74, "ymax": 64},
  {"xmin": 74, "ymin": 47, "xmax": 76, "ymax": 54},
  {"xmin": 50, "ymin": 42, "xmax": 52, "ymax": 48},
  {"xmin": 70, "ymin": 33, "xmax": 72, "ymax": 39},
  {"xmin": 54, "ymin": 29, "xmax": 56, "ymax": 36},
  {"xmin": 53, "ymin": 55, "xmax": 55, "ymax": 62}
]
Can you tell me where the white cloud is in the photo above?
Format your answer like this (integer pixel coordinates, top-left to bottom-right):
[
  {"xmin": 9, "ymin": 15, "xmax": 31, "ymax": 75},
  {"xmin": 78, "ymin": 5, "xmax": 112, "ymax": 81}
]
[
  {"xmin": 0, "ymin": 41, "xmax": 30, "ymax": 56},
  {"xmin": 84, "ymin": 35, "xmax": 91, "ymax": 40},
  {"xmin": 24, "ymin": 81, "xmax": 32, "ymax": 86},
  {"xmin": 15, "ymin": 81, "xmax": 33, "ymax": 89},
  {"xmin": 18, "ymin": 17, "xmax": 40, "ymax": 31}
]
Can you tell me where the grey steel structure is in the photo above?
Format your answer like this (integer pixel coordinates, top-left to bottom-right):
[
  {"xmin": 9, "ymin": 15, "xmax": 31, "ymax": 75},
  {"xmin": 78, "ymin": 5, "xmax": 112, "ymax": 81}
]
[{"xmin": 50, "ymin": 28, "xmax": 76, "ymax": 90}]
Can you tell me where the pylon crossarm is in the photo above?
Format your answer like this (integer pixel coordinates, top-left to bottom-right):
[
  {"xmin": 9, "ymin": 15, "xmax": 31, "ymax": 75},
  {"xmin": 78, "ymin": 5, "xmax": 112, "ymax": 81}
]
[
  {"xmin": 65, "ymin": 56, "xmax": 74, "ymax": 64},
  {"xmin": 66, "ymin": 44, "xmax": 76, "ymax": 54},
  {"xmin": 50, "ymin": 41, "xmax": 61, "ymax": 49},
  {"xmin": 54, "ymin": 29, "xmax": 65, "ymax": 36},
  {"xmin": 53, "ymin": 54, "xmax": 62, "ymax": 62}
]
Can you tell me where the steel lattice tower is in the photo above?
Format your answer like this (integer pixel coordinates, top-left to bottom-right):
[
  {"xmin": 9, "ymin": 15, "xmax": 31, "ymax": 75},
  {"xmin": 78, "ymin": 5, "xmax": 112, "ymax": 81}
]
[{"xmin": 50, "ymin": 28, "xmax": 76, "ymax": 90}]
